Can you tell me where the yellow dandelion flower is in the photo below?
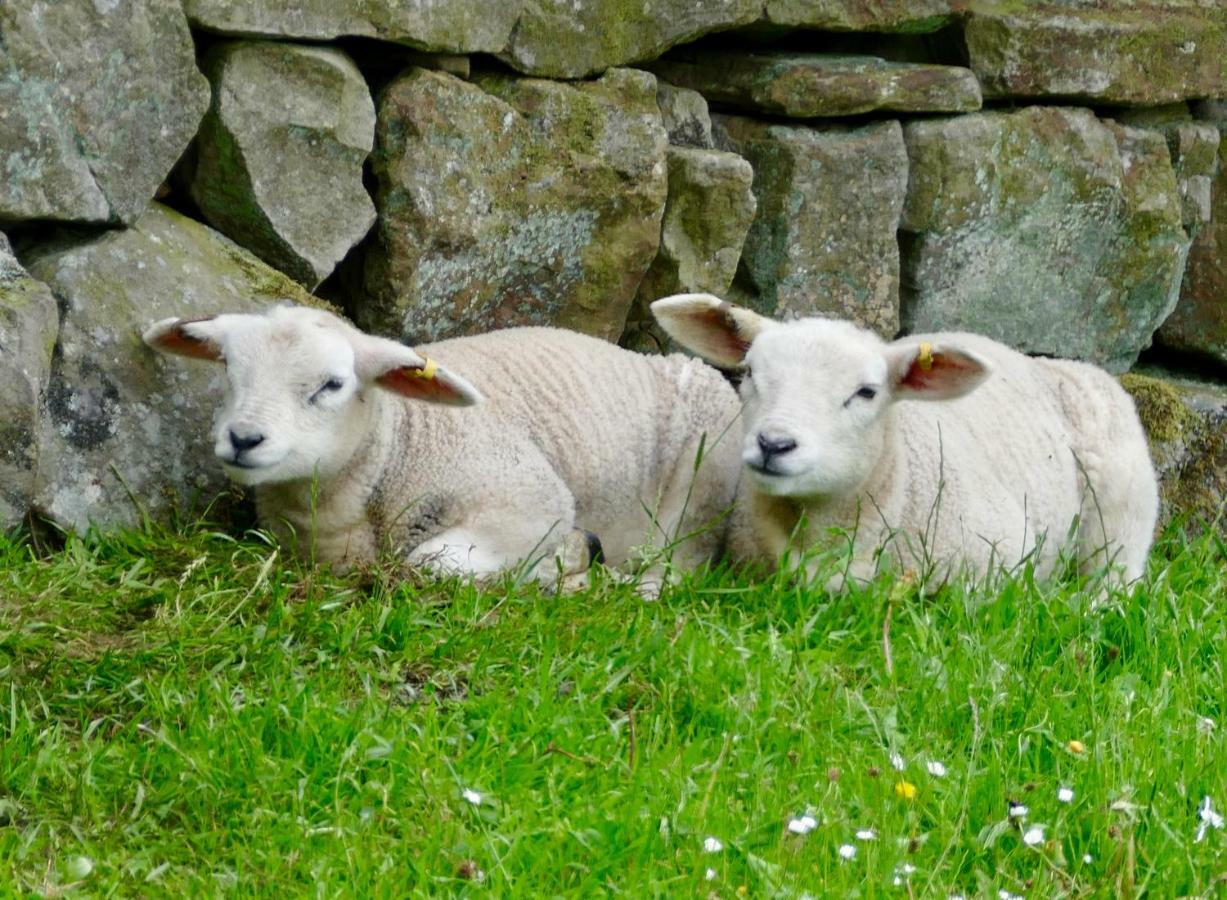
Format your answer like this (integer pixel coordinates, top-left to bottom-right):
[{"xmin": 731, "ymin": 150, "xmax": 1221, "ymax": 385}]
[
  {"xmin": 895, "ymin": 780, "xmax": 917, "ymax": 799},
  {"xmin": 1068, "ymin": 740, "xmax": 1086, "ymax": 754}
]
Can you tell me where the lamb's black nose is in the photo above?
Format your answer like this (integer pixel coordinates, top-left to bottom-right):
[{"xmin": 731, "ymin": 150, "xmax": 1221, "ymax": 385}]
[
  {"xmin": 229, "ymin": 429, "xmax": 265, "ymax": 452},
  {"xmin": 757, "ymin": 434, "xmax": 797, "ymax": 461}
]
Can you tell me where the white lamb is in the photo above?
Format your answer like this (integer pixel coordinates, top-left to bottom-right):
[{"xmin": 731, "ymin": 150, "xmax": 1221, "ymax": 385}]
[
  {"xmin": 651, "ymin": 293, "xmax": 1159, "ymax": 587},
  {"xmin": 143, "ymin": 305, "xmax": 742, "ymax": 590}
]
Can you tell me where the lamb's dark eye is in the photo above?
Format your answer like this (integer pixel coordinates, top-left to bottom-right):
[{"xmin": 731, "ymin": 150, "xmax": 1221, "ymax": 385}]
[
  {"xmin": 310, "ymin": 378, "xmax": 345, "ymax": 403},
  {"xmin": 856, "ymin": 386, "xmax": 877, "ymax": 400}
]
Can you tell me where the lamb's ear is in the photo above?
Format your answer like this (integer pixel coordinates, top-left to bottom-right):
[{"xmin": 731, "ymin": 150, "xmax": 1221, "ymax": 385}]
[
  {"xmin": 142, "ymin": 316, "xmax": 226, "ymax": 362},
  {"xmin": 649, "ymin": 293, "xmax": 769, "ymax": 368},
  {"xmin": 885, "ymin": 339, "xmax": 990, "ymax": 401},
  {"xmin": 351, "ymin": 332, "xmax": 483, "ymax": 407}
]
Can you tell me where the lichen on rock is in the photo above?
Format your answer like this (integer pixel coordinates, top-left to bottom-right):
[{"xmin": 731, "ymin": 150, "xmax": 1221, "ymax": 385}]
[
  {"xmin": 901, "ymin": 106, "xmax": 1189, "ymax": 372},
  {"xmin": 19, "ymin": 204, "xmax": 320, "ymax": 532},
  {"xmin": 714, "ymin": 115, "xmax": 908, "ymax": 337},
  {"xmin": 189, "ymin": 41, "xmax": 377, "ymax": 288},
  {"xmin": 358, "ymin": 67, "xmax": 667, "ymax": 344}
]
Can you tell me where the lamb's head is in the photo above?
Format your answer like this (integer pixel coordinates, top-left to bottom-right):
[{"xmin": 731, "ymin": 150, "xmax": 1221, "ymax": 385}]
[
  {"xmin": 143, "ymin": 305, "xmax": 483, "ymax": 486},
  {"xmin": 652, "ymin": 294, "xmax": 990, "ymax": 499}
]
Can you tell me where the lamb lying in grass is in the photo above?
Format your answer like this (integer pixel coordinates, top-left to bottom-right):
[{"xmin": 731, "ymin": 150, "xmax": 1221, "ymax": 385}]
[
  {"xmin": 143, "ymin": 305, "xmax": 741, "ymax": 591},
  {"xmin": 651, "ymin": 293, "xmax": 1158, "ymax": 587}
]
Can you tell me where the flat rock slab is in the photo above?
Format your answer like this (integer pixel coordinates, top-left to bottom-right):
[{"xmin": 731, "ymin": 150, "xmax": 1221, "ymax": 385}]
[
  {"xmin": 1121, "ymin": 373, "xmax": 1226, "ymax": 530},
  {"xmin": 623, "ymin": 147, "xmax": 757, "ymax": 354},
  {"xmin": 901, "ymin": 107, "xmax": 1189, "ymax": 372},
  {"xmin": 714, "ymin": 116, "xmax": 908, "ymax": 337},
  {"xmin": 764, "ymin": 0, "xmax": 958, "ymax": 32},
  {"xmin": 1160, "ymin": 102, "xmax": 1227, "ymax": 366},
  {"xmin": 650, "ymin": 52, "xmax": 981, "ymax": 118},
  {"xmin": 359, "ymin": 67, "xmax": 667, "ymax": 344},
  {"xmin": 0, "ymin": 1, "xmax": 208, "ymax": 225},
  {"xmin": 965, "ymin": 4, "xmax": 1227, "ymax": 104},
  {"xmin": 503, "ymin": 0, "xmax": 761, "ymax": 79},
  {"xmin": 184, "ymin": 0, "xmax": 518, "ymax": 54},
  {"xmin": 20, "ymin": 205, "xmax": 318, "ymax": 533},
  {"xmin": 0, "ymin": 235, "xmax": 59, "ymax": 530},
  {"xmin": 190, "ymin": 42, "xmax": 377, "ymax": 287}
]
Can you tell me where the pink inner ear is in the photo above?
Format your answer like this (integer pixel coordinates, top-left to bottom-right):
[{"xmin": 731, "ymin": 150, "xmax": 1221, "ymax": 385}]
[
  {"xmin": 697, "ymin": 304, "xmax": 750, "ymax": 358},
  {"xmin": 377, "ymin": 365, "xmax": 467, "ymax": 405},
  {"xmin": 156, "ymin": 319, "xmax": 221, "ymax": 361},
  {"xmin": 899, "ymin": 352, "xmax": 976, "ymax": 390}
]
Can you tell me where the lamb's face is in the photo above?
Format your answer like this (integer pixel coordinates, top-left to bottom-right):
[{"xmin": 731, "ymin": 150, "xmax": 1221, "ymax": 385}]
[
  {"xmin": 144, "ymin": 305, "xmax": 484, "ymax": 488},
  {"xmin": 649, "ymin": 293, "xmax": 991, "ymax": 502},
  {"xmin": 207, "ymin": 313, "xmax": 368, "ymax": 485},
  {"xmin": 739, "ymin": 321, "xmax": 890, "ymax": 498}
]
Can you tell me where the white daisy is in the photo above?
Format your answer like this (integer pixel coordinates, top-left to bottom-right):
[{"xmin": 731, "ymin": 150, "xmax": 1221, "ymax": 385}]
[
  {"xmin": 1008, "ymin": 803, "xmax": 1029, "ymax": 819},
  {"xmin": 1195, "ymin": 796, "xmax": 1223, "ymax": 843},
  {"xmin": 926, "ymin": 760, "xmax": 948, "ymax": 777},
  {"xmin": 787, "ymin": 814, "xmax": 819, "ymax": 835},
  {"xmin": 1057, "ymin": 786, "xmax": 1074, "ymax": 804},
  {"xmin": 704, "ymin": 868, "xmax": 717, "ymax": 881},
  {"xmin": 855, "ymin": 828, "xmax": 877, "ymax": 841},
  {"xmin": 702, "ymin": 836, "xmax": 724, "ymax": 853},
  {"xmin": 838, "ymin": 843, "xmax": 857, "ymax": 860},
  {"xmin": 1022, "ymin": 825, "xmax": 1045, "ymax": 846},
  {"xmin": 890, "ymin": 752, "xmax": 905, "ymax": 771},
  {"xmin": 461, "ymin": 788, "xmax": 482, "ymax": 806}
]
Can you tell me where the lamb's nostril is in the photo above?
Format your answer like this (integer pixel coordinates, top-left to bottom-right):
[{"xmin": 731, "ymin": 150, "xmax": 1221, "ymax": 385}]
[
  {"xmin": 229, "ymin": 428, "xmax": 265, "ymax": 452},
  {"xmin": 757, "ymin": 434, "xmax": 797, "ymax": 460}
]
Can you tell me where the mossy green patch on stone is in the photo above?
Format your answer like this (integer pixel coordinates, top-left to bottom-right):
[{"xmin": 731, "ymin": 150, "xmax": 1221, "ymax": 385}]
[{"xmin": 360, "ymin": 67, "xmax": 666, "ymax": 344}]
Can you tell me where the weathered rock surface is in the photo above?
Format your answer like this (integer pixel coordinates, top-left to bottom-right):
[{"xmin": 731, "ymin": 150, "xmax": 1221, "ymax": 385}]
[
  {"xmin": 0, "ymin": 236, "xmax": 58, "ymax": 531},
  {"xmin": 901, "ymin": 107, "xmax": 1189, "ymax": 372},
  {"xmin": 714, "ymin": 116, "xmax": 908, "ymax": 336},
  {"xmin": 764, "ymin": 0, "xmax": 958, "ymax": 32},
  {"xmin": 649, "ymin": 52, "xmax": 981, "ymax": 118},
  {"xmin": 503, "ymin": 0, "xmax": 760, "ymax": 79},
  {"xmin": 964, "ymin": 4, "xmax": 1227, "ymax": 104},
  {"xmin": 359, "ymin": 67, "xmax": 667, "ymax": 344},
  {"xmin": 1160, "ymin": 101, "xmax": 1227, "ymax": 366},
  {"xmin": 190, "ymin": 42, "xmax": 377, "ymax": 288},
  {"xmin": 19, "ymin": 205, "xmax": 317, "ymax": 533},
  {"xmin": 184, "ymin": 0, "xmax": 518, "ymax": 54},
  {"xmin": 623, "ymin": 147, "xmax": 757, "ymax": 353},
  {"xmin": 1121, "ymin": 373, "xmax": 1226, "ymax": 529},
  {"xmin": 0, "ymin": 1, "xmax": 208, "ymax": 225},
  {"xmin": 657, "ymin": 82, "xmax": 715, "ymax": 150}
]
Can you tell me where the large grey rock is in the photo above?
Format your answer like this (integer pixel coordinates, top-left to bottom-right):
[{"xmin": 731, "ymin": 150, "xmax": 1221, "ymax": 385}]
[
  {"xmin": 1120, "ymin": 373, "xmax": 1226, "ymax": 530},
  {"xmin": 649, "ymin": 52, "xmax": 981, "ymax": 118},
  {"xmin": 20, "ymin": 205, "xmax": 319, "ymax": 533},
  {"xmin": 765, "ymin": 0, "xmax": 958, "ymax": 32},
  {"xmin": 713, "ymin": 116, "xmax": 908, "ymax": 337},
  {"xmin": 502, "ymin": 0, "xmax": 760, "ymax": 79},
  {"xmin": 964, "ymin": 4, "xmax": 1227, "ymax": 104},
  {"xmin": 623, "ymin": 147, "xmax": 757, "ymax": 354},
  {"xmin": 0, "ymin": 2, "xmax": 208, "ymax": 225},
  {"xmin": 184, "ymin": 0, "xmax": 518, "ymax": 54},
  {"xmin": 358, "ymin": 67, "xmax": 667, "ymax": 344},
  {"xmin": 190, "ymin": 42, "xmax": 377, "ymax": 288},
  {"xmin": 0, "ymin": 236, "xmax": 58, "ymax": 531},
  {"xmin": 901, "ymin": 107, "xmax": 1190, "ymax": 372},
  {"xmin": 1160, "ymin": 102, "xmax": 1227, "ymax": 366},
  {"xmin": 656, "ymin": 82, "xmax": 714, "ymax": 150}
]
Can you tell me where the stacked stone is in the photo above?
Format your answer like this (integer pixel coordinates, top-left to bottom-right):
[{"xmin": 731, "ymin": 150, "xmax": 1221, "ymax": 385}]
[{"xmin": 1, "ymin": 0, "xmax": 1224, "ymax": 531}]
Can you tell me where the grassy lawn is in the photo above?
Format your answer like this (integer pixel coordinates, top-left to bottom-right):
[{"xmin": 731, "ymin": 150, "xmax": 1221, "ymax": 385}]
[{"xmin": 0, "ymin": 520, "xmax": 1223, "ymax": 897}]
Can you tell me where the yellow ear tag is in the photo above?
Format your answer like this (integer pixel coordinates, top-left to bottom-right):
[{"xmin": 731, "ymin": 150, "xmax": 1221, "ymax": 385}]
[
  {"xmin": 917, "ymin": 342, "xmax": 933, "ymax": 371},
  {"xmin": 410, "ymin": 357, "xmax": 438, "ymax": 380}
]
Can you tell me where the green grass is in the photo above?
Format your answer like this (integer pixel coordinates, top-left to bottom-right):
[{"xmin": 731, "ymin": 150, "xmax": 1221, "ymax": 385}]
[{"xmin": 0, "ymin": 521, "xmax": 1223, "ymax": 897}]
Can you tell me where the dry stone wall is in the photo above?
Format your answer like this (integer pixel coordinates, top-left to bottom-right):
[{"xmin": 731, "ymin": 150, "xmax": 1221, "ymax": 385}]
[{"xmin": 0, "ymin": 0, "xmax": 1224, "ymax": 532}]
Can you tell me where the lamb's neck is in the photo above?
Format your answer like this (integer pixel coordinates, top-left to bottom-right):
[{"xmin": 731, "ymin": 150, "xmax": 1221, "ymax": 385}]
[{"xmin": 253, "ymin": 391, "xmax": 399, "ymax": 563}]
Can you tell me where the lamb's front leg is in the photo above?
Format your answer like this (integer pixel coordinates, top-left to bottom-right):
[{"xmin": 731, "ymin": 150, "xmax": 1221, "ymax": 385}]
[{"xmin": 407, "ymin": 522, "xmax": 600, "ymax": 589}]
